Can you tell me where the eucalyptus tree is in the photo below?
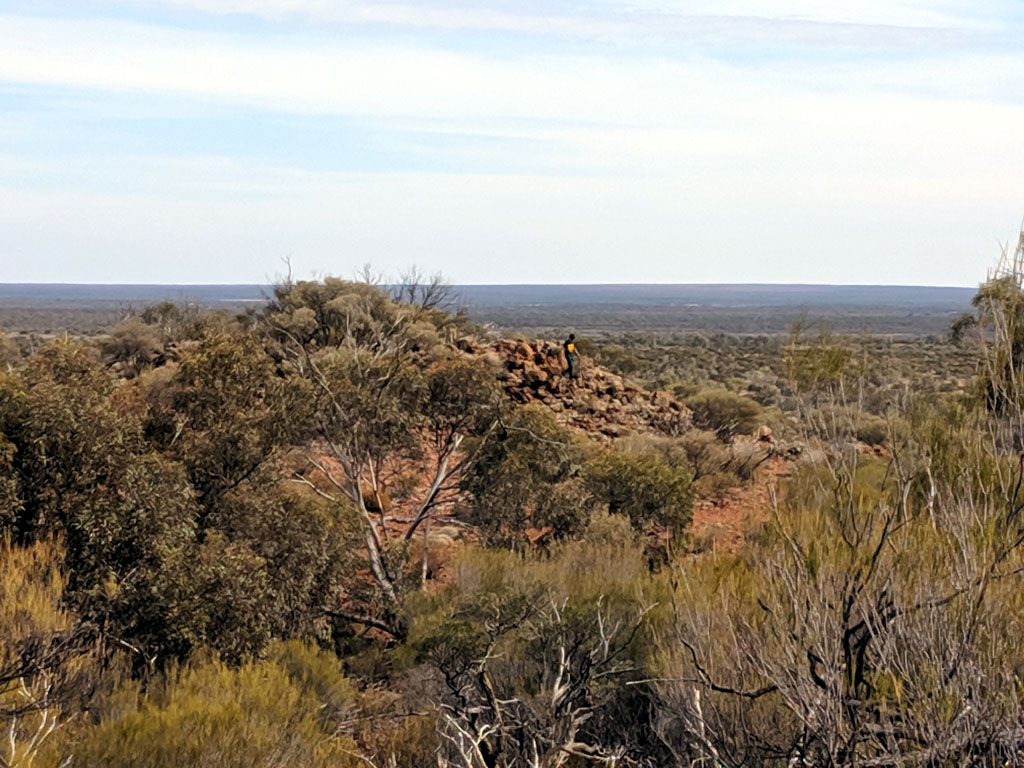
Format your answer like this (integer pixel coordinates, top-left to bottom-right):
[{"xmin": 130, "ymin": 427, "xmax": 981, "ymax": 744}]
[{"xmin": 262, "ymin": 277, "xmax": 504, "ymax": 638}]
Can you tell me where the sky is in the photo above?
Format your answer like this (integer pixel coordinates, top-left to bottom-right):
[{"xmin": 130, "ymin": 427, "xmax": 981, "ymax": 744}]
[{"xmin": 0, "ymin": 1, "xmax": 1022, "ymax": 286}]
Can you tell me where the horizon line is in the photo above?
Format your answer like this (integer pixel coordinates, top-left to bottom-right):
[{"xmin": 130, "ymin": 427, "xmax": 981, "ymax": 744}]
[{"xmin": 0, "ymin": 281, "xmax": 978, "ymax": 290}]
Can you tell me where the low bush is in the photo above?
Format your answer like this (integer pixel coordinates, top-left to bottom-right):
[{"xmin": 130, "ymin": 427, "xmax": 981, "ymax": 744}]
[
  {"xmin": 687, "ymin": 388, "xmax": 763, "ymax": 438},
  {"xmin": 583, "ymin": 445, "xmax": 694, "ymax": 531},
  {"xmin": 101, "ymin": 318, "xmax": 163, "ymax": 378},
  {"xmin": 677, "ymin": 428, "xmax": 731, "ymax": 480},
  {"xmin": 61, "ymin": 642, "xmax": 363, "ymax": 768},
  {"xmin": 856, "ymin": 413, "xmax": 889, "ymax": 446}
]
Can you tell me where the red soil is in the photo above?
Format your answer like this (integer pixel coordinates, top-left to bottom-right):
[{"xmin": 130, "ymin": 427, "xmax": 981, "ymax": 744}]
[{"xmin": 691, "ymin": 453, "xmax": 793, "ymax": 553}]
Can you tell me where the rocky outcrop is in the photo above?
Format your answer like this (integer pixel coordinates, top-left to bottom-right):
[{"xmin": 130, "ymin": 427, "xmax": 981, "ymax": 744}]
[{"xmin": 462, "ymin": 338, "xmax": 691, "ymax": 442}]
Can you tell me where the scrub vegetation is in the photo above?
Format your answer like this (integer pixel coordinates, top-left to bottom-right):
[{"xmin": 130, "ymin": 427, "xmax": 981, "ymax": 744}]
[{"xmin": 1, "ymin": 236, "xmax": 1023, "ymax": 766}]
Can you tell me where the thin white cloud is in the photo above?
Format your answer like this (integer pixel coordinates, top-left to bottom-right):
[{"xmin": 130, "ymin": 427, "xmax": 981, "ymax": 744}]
[
  {"xmin": 1, "ymin": 7, "xmax": 1021, "ymax": 285},
  {"xmin": 104, "ymin": 0, "xmax": 1010, "ymax": 43},
  {"xmin": 2, "ymin": 14, "xmax": 1021, "ymax": 123},
  {"xmin": 618, "ymin": 0, "xmax": 997, "ymax": 29},
  {"xmin": 2, "ymin": 14, "xmax": 1023, "ymax": 205}
]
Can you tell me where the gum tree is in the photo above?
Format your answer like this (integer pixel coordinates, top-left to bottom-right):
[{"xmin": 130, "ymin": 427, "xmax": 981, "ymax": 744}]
[{"xmin": 262, "ymin": 277, "xmax": 504, "ymax": 638}]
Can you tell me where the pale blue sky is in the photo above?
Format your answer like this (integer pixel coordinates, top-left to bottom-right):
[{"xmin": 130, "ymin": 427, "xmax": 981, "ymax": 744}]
[{"xmin": 1, "ymin": 1, "xmax": 1022, "ymax": 285}]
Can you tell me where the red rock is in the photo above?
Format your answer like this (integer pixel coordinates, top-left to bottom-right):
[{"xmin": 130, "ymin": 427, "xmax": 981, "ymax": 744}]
[{"xmin": 466, "ymin": 337, "xmax": 691, "ymax": 441}]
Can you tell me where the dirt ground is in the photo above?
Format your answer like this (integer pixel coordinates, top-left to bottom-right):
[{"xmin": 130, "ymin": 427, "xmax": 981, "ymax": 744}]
[{"xmin": 691, "ymin": 453, "xmax": 794, "ymax": 552}]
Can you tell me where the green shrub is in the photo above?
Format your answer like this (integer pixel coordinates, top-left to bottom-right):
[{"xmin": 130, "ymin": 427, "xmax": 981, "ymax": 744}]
[
  {"xmin": 583, "ymin": 446, "xmax": 694, "ymax": 532},
  {"xmin": 686, "ymin": 388, "xmax": 762, "ymax": 438},
  {"xmin": 461, "ymin": 406, "xmax": 592, "ymax": 544},
  {"xmin": 64, "ymin": 643, "xmax": 362, "ymax": 768},
  {"xmin": 139, "ymin": 300, "xmax": 205, "ymax": 342},
  {"xmin": 856, "ymin": 414, "xmax": 889, "ymax": 446}
]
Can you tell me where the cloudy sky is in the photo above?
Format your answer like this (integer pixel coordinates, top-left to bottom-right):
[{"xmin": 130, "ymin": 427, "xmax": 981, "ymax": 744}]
[{"xmin": 1, "ymin": 1, "xmax": 1022, "ymax": 285}]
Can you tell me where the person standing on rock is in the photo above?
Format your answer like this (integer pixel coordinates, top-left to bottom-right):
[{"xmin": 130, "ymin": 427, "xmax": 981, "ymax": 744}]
[{"xmin": 563, "ymin": 333, "xmax": 579, "ymax": 380}]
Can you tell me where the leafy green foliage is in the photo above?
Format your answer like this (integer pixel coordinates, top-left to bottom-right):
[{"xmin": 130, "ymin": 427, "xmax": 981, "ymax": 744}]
[
  {"xmin": 152, "ymin": 328, "xmax": 312, "ymax": 506},
  {"xmin": 0, "ymin": 344, "xmax": 200, "ymax": 652},
  {"xmin": 0, "ymin": 339, "xmax": 138, "ymax": 538},
  {"xmin": 265, "ymin": 277, "xmax": 453, "ymax": 354},
  {"xmin": 0, "ymin": 332, "xmax": 355, "ymax": 665},
  {"xmin": 460, "ymin": 406, "xmax": 590, "ymax": 544},
  {"xmin": 262, "ymin": 279, "xmax": 506, "ymax": 638},
  {"xmin": 686, "ymin": 387, "xmax": 763, "ymax": 438},
  {"xmin": 61, "ymin": 643, "xmax": 362, "ymax": 768},
  {"xmin": 423, "ymin": 357, "xmax": 505, "ymax": 442},
  {"xmin": 583, "ymin": 444, "xmax": 694, "ymax": 531},
  {"xmin": 139, "ymin": 300, "xmax": 206, "ymax": 342},
  {"xmin": 855, "ymin": 413, "xmax": 889, "ymax": 446},
  {"xmin": 0, "ymin": 428, "xmax": 20, "ymax": 527},
  {"xmin": 207, "ymin": 485, "xmax": 357, "ymax": 645}
]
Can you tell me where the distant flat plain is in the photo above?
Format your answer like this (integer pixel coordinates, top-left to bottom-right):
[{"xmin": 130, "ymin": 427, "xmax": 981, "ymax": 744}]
[{"xmin": 0, "ymin": 283, "xmax": 975, "ymax": 337}]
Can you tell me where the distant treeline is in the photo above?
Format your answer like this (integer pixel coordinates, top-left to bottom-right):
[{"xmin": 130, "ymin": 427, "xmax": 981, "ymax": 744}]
[{"xmin": 0, "ymin": 282, "xmax": 973, "ymax": 335}]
